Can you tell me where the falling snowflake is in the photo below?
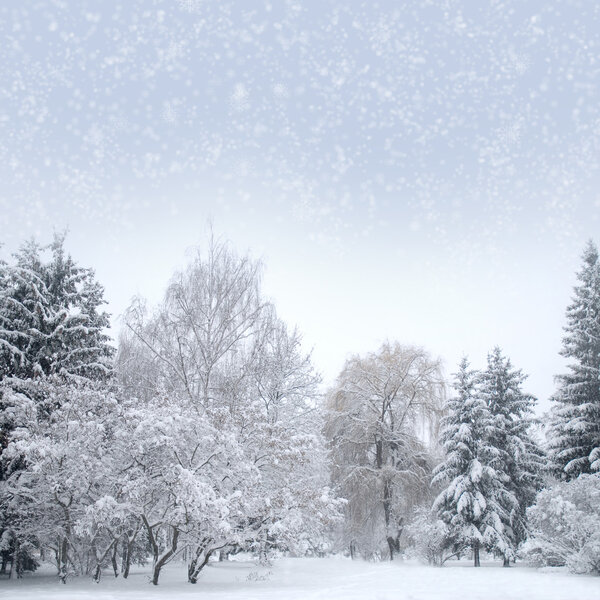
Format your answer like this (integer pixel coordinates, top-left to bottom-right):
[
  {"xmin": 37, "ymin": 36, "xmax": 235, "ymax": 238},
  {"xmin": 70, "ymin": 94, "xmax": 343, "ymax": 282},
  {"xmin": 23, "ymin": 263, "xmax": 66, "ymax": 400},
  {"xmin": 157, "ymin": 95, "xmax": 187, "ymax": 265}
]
[
  {"xmin": 511, "ymin": 53, "xmax": 532, "ymax": 76},
  {"xmin": 273, "ymin": 83, "xmax": 288, "ymax": 99},
  {"xmin": 498, "ymin": 120, "xmax": 523, "ymax": 146},
  {"xmin": 230, "ymin": 84, "xmax": 250, "ymax": 112},
  {"xmin": 176, "ymin": 0, "xmax": 204, "ymax": 14},
  {"xmin": 162, "ymin": 101, "xmax": 178, "ymax": 124}
]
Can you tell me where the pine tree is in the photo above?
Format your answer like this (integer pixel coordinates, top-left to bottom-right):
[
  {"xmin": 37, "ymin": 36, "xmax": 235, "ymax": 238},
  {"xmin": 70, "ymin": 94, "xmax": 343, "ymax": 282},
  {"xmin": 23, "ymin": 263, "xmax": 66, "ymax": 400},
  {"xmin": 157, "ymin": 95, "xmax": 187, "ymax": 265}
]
[
  {"xmin": 433, "ymin": 358, "xmax": 515, "ymax": 567},
  {"xmin": 479, "ymin": 347, "xmax": 543, "ymax": 565},
  {"xmin": 550, "ymin": 240, "xmax": 600, "ymax": 478}
]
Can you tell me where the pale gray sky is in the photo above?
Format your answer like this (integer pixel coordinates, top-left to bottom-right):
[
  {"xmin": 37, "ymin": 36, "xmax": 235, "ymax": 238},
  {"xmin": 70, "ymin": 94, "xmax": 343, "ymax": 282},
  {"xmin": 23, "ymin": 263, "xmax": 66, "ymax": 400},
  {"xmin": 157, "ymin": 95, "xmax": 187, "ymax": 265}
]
[{"xmin": 2, "ymin": 1, "xmax": 599, "ymax": 410}]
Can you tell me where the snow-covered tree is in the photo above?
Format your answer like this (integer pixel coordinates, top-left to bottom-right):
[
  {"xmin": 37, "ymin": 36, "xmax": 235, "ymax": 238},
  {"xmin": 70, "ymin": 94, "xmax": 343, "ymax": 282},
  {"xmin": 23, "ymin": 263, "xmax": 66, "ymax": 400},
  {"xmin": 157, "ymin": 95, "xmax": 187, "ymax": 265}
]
[
  {"xmin": 2, "ymin": 380, "xmax": 125, "ymax": 582},
  {"xmin": 240, "ymin": 316, "xmax": 341, "ymax": 561},
  {"xmin": 117, "ymin": 393, "xmax": 253, "ymax": 586},
  {"xmin": 478, "ymin": 347, "xmax": 544, "ymax": 564},
  {"xmin": 549, "ymin": 240, "xmax": 600, "ymax": 478},
  {"xmin": 0, "ymin": 236, "xmax": 115, "ymax": 576},
  {"xmin": 404, "ymin": 506, "xmax": 453, "ymax": 566},
  {"xmin": 0, "ymin": 235, "xmax": 113, "ymax": 383},
  {"xmin": 325, "ymin": 342, "xmax": 445, "ymax": 560},
  {"xmin": 523, "ymin": 474, "xmax": 600, "ymax": 574},
  {"xmin": 117, "ymin": 237, "xmax": 341, "ymax": 584},
  {"xmin": 433, "ymin": 358, "xmax": 515, "ymax": 567}
]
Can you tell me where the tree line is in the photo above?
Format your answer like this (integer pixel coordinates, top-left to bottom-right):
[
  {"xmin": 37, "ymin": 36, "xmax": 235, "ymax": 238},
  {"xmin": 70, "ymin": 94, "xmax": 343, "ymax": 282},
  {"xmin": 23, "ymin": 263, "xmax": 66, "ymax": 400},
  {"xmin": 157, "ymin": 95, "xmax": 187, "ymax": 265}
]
[
  {"xmin": 325, "ymin": 241, "xmax": 600, "ymax": 573},
  {"xmin": 0, "ymin": 235, "xmax": 341, "ymax": 584},
  {"xmin": 0, "ymin": 235, "xmax": 598, "ymax": 583}
]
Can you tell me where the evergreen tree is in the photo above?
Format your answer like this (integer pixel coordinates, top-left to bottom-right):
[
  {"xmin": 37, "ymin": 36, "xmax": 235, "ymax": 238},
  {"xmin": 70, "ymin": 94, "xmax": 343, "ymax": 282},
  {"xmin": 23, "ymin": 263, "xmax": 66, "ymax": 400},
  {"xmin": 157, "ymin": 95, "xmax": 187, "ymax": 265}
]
[
  {"xmin": 478, "ymin": 347, "xmax": 543, "ymax": 565},
  {"xmin": 433, "ymin": 358, "xmax": 515, "ymax": 567},
  {"xmin": 0, "ymin": 235, "xmax": 114, "ymax": 382},
  {"xmin": 549, "ymin": 240, "xmax": 600, "ymax": 478}
]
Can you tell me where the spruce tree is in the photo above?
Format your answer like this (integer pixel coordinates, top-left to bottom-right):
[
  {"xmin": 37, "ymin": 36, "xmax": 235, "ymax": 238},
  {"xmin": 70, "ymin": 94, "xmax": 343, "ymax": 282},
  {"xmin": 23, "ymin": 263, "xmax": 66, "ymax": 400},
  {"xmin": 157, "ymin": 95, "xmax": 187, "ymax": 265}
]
[
  {"xmin": 479, "ymin": 347, "xmax": 543, "ymax": 565},
  {"xmin": 549, "ymin": 240, "xmax": 600, "ymax": 478},
  {"xmin": 0, "ymin": 235, "xmax": 114, "ymax": 382},
  {"xmin": 433, "ymin": 358, "xmax": 515, "ymax": 567}
]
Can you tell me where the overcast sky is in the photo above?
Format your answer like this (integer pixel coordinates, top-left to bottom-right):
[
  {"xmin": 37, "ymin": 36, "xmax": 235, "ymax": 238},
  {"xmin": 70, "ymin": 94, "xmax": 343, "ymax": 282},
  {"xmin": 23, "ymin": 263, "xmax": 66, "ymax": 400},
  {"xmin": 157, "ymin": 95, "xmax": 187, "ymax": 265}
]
[{"xmin": 1, "ymin": 1, "xmax": 599, "ymax": 410}]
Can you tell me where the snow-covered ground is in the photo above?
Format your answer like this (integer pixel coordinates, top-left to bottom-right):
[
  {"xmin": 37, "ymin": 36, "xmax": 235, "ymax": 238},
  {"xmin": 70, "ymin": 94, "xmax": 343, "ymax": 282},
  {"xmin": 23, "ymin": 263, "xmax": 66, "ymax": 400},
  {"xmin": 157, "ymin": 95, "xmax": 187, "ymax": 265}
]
[{"xmin": 0, "ymin": 557, "xmax": 597, "ymax": 600}]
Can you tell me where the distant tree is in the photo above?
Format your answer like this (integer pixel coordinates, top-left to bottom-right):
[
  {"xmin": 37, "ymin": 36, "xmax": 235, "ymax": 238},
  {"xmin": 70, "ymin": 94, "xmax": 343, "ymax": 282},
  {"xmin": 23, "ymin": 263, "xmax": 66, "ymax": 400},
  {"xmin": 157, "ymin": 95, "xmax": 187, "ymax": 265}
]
[
  {"xmin": 433, "ymin": 358, "xmax": 514, "ymax": 567},
  {"xmin": 549, "ymin": 240, "xmax": 600, "ymax": 478},
  {"xmin": 325, "ymin": 342, "xmax": 444, "ymax": 560}
]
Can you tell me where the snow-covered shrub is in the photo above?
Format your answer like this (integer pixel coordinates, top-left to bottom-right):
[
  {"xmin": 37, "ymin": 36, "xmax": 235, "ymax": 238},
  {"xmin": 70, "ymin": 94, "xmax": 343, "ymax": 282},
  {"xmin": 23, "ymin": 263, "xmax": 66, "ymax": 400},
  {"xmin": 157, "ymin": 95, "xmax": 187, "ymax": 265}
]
[
  {"xmin": 523, "ymin": 474, "xmax": 600, "ymax": 574},
  {"xmin": 405, "ymin": 507, "xmax": 455, "ymax": 566}
]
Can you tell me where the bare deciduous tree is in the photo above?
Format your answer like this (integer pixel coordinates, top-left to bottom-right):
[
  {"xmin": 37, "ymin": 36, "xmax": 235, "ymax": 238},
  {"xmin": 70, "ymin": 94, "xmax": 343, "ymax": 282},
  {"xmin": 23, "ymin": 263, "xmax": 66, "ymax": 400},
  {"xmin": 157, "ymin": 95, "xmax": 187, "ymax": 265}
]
[{"xmin": 325, "ymin": 342, "xmax": 445, "ymax": 560}]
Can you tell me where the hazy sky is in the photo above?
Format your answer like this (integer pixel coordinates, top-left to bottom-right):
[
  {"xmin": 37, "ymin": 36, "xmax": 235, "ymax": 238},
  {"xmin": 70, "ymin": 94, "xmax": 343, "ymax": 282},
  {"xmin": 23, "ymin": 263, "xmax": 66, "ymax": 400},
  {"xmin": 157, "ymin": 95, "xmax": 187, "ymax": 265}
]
[{"xmin": 1, "ymin": 1, "xmax": 599, "ymax": 410}]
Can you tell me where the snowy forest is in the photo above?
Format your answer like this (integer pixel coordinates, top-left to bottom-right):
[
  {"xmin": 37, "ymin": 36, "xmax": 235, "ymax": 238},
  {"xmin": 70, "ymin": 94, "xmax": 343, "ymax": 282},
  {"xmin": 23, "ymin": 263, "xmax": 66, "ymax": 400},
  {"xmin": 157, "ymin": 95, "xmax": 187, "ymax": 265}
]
[{"xmin": 0, "ymin": 234, "xmax": 599, "ymax": 591}]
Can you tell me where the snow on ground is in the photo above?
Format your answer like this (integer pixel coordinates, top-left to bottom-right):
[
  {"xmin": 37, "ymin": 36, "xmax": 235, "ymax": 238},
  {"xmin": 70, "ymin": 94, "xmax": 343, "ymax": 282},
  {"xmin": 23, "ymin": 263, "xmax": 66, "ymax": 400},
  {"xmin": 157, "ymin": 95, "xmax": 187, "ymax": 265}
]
[{"xmin": 0, "ymin": 557, "xmax": 597, "ymax": 600}]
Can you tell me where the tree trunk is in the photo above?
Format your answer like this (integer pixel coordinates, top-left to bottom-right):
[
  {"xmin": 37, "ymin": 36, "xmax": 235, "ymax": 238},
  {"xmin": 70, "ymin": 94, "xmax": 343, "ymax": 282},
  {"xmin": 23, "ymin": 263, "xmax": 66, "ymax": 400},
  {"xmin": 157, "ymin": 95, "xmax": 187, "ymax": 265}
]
[
  {"xmin": 503, "ymin": 555, "xmax": 510, "ymax": 567},
  {"xmin": 8, "ymin": 538, "xmax": 18, "ymax": 580},
  {"xmin": 382, "ymin": 478, "xmax": 398, "ymax": 561},
  {"xmin": 59, "ymin": 537, "xmax": 69, "ymax": 583},
  {"xmin": 151, "ymin": 527, "xmax": 179, "ymax": 586},
  {"xmin": 386, "ymin": 536, "xmax": 396, "ymax": 561},
  {"xmin": 188, "ymin": 547, "xmax": 212, "ymax": 584},
  {"xmin": 111, "ymin": 542, "xmax": 119, "ymax": 577},
  {"xmin": 93, "ymin": 563, "xmax": 102, "ymax": 583},
  {"xmin": 258, "ymin": 529, "xmax": 271, "ymax": 566},
  {"xmin": 91, "ymin": 539, "xmax": 116, "ymax": 583},
  {"xmin": 121, "ymin": 526, "xmax": 139, "ymax": 579},
  {"xmin": 473, "ymin": 542, "xmax": 480, "ymax": 567},
  {"xmin": 122, "ymin": 537, "xmax": 132, "ymax": 579}
]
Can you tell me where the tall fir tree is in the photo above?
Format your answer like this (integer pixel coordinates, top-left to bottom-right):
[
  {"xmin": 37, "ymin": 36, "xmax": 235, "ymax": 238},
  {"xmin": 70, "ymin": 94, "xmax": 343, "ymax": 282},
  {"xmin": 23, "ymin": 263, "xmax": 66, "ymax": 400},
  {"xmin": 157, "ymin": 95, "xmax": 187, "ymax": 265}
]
[
  {"xmin": 549, "ymin": 240, "xmax": 600, "ymax": 478},
  {"xmin": 479, "ymin": 347, "xmax": 543, "ymax": 565},
  {"xmin": 433, "ymin": 358, "xmax": 515, "ymax": 567}
]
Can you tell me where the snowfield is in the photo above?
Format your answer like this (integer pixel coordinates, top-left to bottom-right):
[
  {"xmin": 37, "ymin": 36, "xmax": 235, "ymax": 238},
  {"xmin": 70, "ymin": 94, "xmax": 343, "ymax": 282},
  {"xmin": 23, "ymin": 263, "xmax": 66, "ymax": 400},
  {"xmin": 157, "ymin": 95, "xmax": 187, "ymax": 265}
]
[{"xmin": 0, "ymin": 557, "xmax": 597, "ymax": 600}]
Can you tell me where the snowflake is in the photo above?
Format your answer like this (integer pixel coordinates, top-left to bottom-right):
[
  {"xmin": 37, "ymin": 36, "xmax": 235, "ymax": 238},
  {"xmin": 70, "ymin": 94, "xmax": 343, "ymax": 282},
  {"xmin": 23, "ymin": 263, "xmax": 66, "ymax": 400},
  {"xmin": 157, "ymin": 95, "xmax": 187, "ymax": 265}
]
[
  {"xmin": 230, "ymin": 84, "xmax": 250, "ymax": 112},
  {"xmin": 511, "ymin": 53, "xmax": 532, "ymax": 76},
  {"xmin": 177, "ymin": 0, "xmax": 204, "ymax": 14},
  {"xmin": 86, "ymin": 125, "xmax": 104, "ymax": 147},
  {"xmin": 273, "ymin": 83, "xmax": 288, "ymax": 99},
  {"xmin": 162, "ymin": 102, "xmax": 178, "ymax": 124},
  {"xmin": 498, "ymin": 120, "xmax": 522, "ymax": 146}
]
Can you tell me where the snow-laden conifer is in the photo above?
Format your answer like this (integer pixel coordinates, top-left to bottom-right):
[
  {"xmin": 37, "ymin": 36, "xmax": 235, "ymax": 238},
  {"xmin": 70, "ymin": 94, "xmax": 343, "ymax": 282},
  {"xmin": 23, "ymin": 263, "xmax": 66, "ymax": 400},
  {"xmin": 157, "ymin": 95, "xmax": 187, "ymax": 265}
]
[
  {"xmin": 0, "ymin": 235, "xmax": 114, "ymax": 383},
  {"xmin": 478, "ymin": 347, "xmax": 543, "ymax": 564},
  {"xmin": 549, "ymin": 240, "xmax": 600, "ymax": 478},
  {"xmin": 433, "ymin": 358, "xmax": 515, "ymax": 566}
]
